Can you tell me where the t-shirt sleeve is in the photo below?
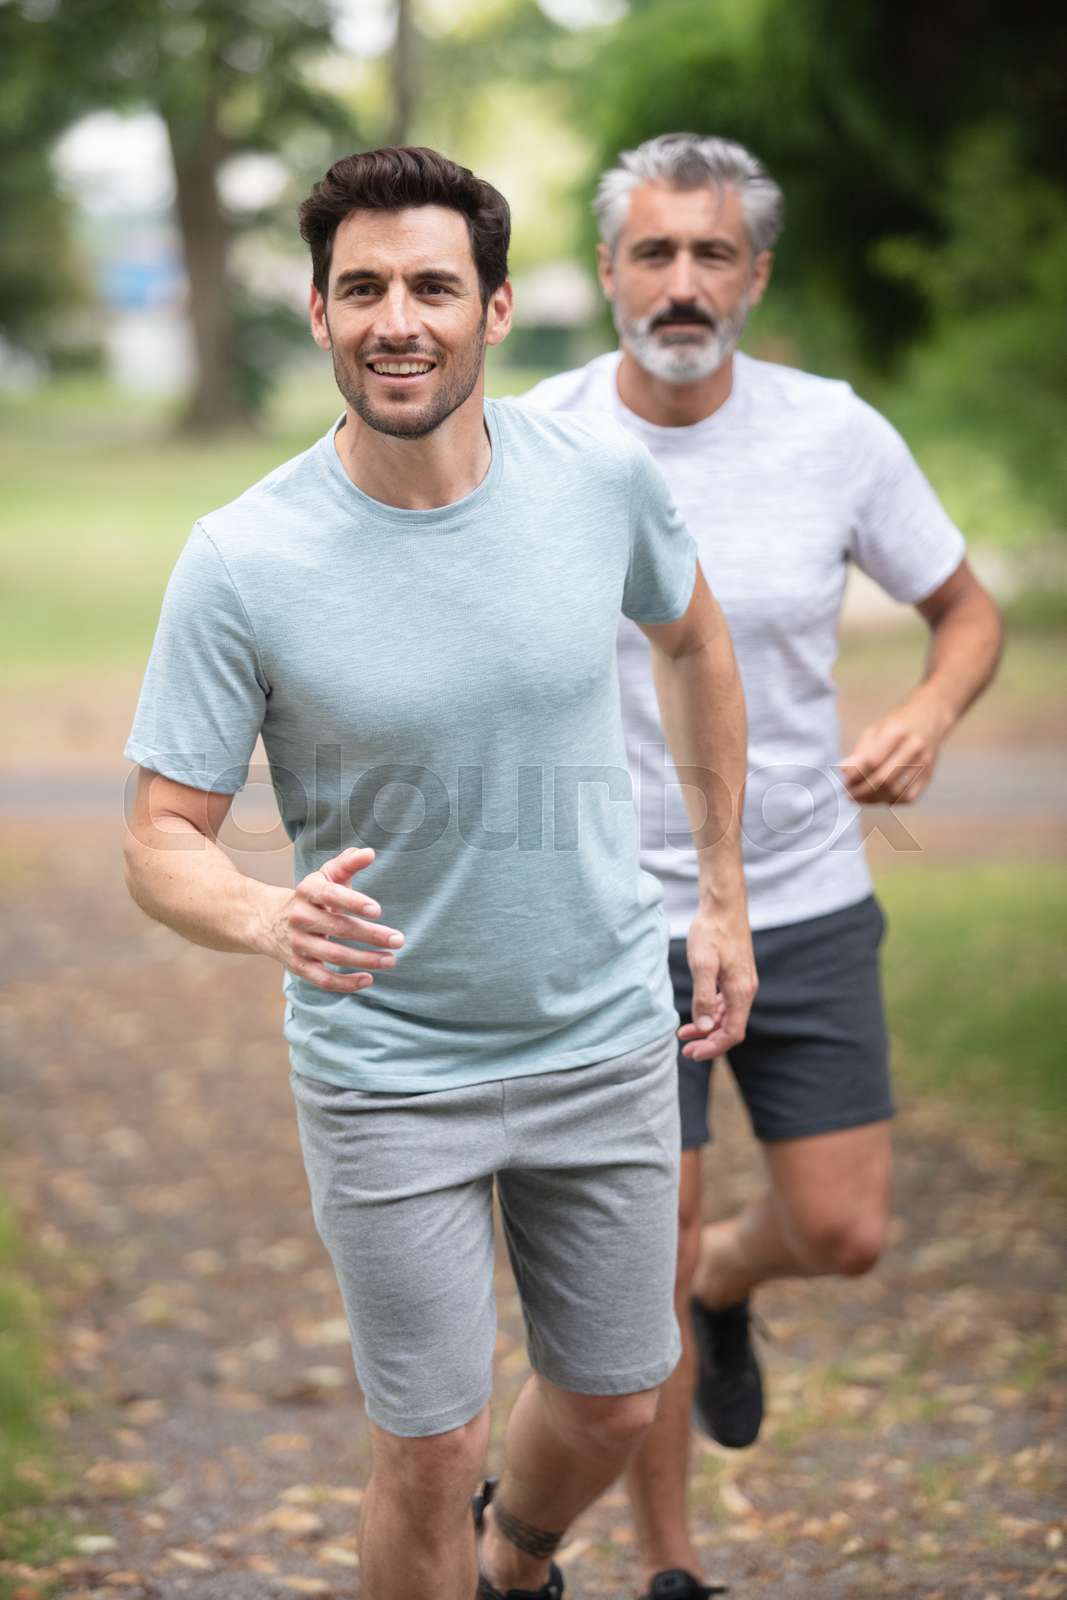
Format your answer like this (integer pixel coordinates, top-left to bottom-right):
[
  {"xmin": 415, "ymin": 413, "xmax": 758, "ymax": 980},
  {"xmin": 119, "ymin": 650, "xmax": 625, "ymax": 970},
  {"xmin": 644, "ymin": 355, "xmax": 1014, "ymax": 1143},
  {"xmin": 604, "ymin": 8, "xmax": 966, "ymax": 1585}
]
[
  {"xmin": 848, "ymin": 399, "xmax": 966, "ymax": 604},
  {"xmin": 124, "ymin": 523, "xmax": 268, "ymax": 793},
  {"xmin": 622, "ymin": 443, "xmax": 698, "ymax": 624}
]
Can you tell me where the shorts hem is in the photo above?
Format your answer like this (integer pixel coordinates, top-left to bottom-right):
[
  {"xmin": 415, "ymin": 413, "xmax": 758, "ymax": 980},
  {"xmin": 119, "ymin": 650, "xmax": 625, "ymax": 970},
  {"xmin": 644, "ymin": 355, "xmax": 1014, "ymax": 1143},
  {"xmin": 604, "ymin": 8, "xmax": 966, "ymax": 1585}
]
[
  {"xmin": 530, "ymin": 1342, "xmax": 681, "ymax": 1397},
  {"xmin": 362, "ymin": 1383, "xmax": 493, "ymax": 1439},
  {"xmin": 753, "ymin": 1104, "xmax": 896, "ymax": 1144}
]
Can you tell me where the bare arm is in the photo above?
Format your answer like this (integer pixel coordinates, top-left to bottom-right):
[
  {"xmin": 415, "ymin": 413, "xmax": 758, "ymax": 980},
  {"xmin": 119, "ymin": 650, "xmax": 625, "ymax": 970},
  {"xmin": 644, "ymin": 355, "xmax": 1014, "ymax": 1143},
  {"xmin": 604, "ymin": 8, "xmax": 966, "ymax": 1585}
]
[
  {"xmin": 640, "ymin": 564, "xmax": 756, "ymax": 1058},
  {"xmin": 841, "ymin": 558, "xmax": 1005, "ymax": 805},
  {"xmin": 123, "ymin": 767, "xmax": 403, "ymax": 991}
]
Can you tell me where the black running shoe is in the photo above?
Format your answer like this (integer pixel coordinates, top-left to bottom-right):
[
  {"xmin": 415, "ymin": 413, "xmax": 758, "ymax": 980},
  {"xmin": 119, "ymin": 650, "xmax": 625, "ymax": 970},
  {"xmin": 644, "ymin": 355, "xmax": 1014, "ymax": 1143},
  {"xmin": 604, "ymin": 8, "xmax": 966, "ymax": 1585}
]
[
  {"xmin": 690, "ymin": 1296, "xmax": 765, "ymax": 1448},
  {"xmin": 641, "ymin": 1569, "xmax": 728, "ymax": 1598},
  {"xmin": 473, "ymin": 1478, "xmax": 565, "ymax": 1600}
]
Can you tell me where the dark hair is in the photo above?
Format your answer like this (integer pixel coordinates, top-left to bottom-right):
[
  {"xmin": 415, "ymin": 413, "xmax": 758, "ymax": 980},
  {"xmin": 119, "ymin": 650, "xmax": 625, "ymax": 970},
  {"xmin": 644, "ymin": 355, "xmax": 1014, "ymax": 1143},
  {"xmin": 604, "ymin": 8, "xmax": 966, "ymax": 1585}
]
[{"xmin": 299, "ymin": 146, "xmax": 511, "ymax": 307}]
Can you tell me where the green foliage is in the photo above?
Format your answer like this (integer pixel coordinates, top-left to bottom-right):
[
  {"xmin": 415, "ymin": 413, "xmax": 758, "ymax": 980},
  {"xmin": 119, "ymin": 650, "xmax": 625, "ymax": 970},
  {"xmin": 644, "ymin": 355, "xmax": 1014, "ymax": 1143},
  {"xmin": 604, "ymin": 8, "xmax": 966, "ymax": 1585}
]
[
  {"xmin": 0, "ymin": 1200, "xmax": 68, "ymax": 1588},
  {"xmin": 878, "ymin": 863, "xmax": 1067, "ymax": 1170},
  {"xmin": 0, "ymin": 5, "xmax": 98, "ymax": 359},
  {"xmin": 874, "ymin": 124, "xmax": 1067, "ymax": 530}
]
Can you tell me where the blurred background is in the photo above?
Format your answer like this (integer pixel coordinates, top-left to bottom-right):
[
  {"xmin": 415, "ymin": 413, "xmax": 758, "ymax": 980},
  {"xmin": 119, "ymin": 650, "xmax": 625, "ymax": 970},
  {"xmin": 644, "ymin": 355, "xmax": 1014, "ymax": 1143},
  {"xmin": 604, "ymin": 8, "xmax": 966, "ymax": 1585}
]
[{"xmin": 1, "ymin": 2, "xmax": 1064, "ymax": 1595}]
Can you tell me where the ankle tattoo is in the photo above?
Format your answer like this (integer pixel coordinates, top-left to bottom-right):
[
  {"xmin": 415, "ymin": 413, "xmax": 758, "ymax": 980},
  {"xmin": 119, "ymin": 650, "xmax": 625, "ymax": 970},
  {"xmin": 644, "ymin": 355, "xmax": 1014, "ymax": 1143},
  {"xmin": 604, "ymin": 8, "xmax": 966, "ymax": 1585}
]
[{"xmin": 491, "ymin": 1499, "xmax": 563, "ymax": 1560}]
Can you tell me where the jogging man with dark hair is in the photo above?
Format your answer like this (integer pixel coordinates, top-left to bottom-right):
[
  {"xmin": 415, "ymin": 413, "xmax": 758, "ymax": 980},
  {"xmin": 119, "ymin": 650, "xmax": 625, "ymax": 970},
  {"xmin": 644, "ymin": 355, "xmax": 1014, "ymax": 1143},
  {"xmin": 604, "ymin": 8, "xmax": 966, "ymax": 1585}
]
[{"xmin": 123, "ymin": 146, "xmax": 755, "ymax": 1600}]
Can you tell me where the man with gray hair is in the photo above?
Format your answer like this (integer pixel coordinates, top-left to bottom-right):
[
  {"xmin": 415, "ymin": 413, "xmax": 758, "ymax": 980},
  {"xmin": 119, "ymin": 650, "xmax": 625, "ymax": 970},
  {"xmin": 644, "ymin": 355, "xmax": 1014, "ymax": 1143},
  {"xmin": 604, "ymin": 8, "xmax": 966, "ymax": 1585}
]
[{"xmin": 525, "ymin": 132, "xmax": 1003, "ymax": 1597}]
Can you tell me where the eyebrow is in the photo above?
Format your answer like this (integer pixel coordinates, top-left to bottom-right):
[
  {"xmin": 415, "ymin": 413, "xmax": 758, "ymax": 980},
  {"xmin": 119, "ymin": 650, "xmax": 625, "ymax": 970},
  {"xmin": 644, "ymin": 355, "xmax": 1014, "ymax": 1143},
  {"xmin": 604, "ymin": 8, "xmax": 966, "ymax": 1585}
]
[
  {"xmin": 332, "ymin": 267, "xmax": 468, "ymax": 291},
  {"xmin": 630, "ymin": 236, "xmax": 740, "ymax": 254}
]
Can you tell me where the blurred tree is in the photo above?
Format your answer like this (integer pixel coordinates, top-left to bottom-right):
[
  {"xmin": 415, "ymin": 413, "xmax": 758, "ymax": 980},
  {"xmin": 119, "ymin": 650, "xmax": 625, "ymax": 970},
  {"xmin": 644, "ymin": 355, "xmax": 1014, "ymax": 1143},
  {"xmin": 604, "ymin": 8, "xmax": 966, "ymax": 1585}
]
[
  {"xmin": 5, "ymin": 0, "xmax": 355, "ymax": 429},
  {"xmin": 0, "ymin": 4, "xmax": 96, "ymax": 365},
  {"xmin": 389, "ymin": 0, "xmax": 417, "ymax": 145}
]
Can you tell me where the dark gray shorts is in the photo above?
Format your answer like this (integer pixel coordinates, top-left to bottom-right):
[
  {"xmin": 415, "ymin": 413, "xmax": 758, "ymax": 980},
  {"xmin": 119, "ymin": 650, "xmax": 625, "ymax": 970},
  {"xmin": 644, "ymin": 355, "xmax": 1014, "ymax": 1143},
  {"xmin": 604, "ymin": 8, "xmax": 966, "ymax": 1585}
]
[
  {"xmin": 674, "ymin": 894, "xmax": 894, "ymax": 1148},
  {"xmin": 290, "ymin": 1029, "xmax": 682, "ymax": 1438}
]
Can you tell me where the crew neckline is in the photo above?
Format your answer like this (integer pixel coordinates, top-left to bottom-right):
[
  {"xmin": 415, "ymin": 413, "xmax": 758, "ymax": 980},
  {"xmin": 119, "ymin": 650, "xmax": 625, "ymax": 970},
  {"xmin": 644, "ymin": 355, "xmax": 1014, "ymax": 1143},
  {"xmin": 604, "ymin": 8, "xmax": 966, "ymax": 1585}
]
[
  {"xmin": 609, "ymin": 349, "xmax": 747, "ymax": 444},
  {"xmin": 318, "ymin": 399, "xmax": 503, "ymax": 527}
]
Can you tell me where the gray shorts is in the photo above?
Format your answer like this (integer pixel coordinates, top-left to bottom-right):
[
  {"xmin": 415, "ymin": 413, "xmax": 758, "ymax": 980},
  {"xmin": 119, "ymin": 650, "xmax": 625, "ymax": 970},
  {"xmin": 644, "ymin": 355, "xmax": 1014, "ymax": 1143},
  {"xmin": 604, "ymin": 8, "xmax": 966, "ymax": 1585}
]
[
  {"xmin": 290, "ymin": 1029, "xmax": 682, "ymax": 1438},
  {"xmin": 674, "ymin": 894, "xmax": 894, "ymax": 1148}
]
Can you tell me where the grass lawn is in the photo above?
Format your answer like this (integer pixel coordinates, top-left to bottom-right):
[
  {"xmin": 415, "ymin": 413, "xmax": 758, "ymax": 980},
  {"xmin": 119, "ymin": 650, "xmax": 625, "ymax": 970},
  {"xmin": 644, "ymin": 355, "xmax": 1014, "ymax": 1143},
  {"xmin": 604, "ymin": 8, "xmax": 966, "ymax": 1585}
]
[
  {"xmin": 0, "ymin": 362, "xmax": 547, "ymax": 681},
  {"xmin": 876, "ymin": 862, "xmax": 1067, "ymax": 1171},
  {"xmin": 0, "ymin": 1202, "xmax": 68, "ymax": 1596},
  {"xmin": 4, "ymin": 368, "xmax": 1067, "ymax": 703}
]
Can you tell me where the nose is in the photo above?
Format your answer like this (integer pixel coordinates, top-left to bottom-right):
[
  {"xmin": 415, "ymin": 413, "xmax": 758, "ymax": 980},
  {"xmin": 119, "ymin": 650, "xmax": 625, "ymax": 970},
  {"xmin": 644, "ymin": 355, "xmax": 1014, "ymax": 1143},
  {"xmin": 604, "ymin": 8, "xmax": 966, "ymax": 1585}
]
[
  {"xmin": 665, "ymin": 249, "xmax": 697, "ymax": 304},
  {"xmin": 375, "ymin": 282, "xmax": 421, "ymax": 345}
]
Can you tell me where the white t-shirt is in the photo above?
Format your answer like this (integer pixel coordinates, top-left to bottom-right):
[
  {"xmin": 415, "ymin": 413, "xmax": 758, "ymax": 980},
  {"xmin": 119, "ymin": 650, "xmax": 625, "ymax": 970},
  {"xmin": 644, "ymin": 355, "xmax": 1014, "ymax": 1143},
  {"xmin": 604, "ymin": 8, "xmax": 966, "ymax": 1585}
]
[{"xmin": 524, "ymin": 350, "xmax": 966, "ymax": 933}]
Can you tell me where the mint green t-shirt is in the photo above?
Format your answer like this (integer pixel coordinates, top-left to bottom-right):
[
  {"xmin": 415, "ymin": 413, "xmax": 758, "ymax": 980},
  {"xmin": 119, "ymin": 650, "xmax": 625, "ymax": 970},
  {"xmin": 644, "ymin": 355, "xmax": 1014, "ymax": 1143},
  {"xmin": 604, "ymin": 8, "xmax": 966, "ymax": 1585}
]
[{"xmin": 125, "ymin": 399, "xmax": 697, "ymax": 1091}]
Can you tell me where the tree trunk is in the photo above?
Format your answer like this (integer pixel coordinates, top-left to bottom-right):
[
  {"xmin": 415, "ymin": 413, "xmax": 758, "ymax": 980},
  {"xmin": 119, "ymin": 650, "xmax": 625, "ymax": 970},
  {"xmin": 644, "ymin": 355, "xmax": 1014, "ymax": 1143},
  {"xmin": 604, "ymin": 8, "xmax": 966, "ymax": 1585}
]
[
  {"xmin": 165, "ymin": 109, "xmax": 250, "ymax": 434},
  {"xmin": 388, "ymin": 0, "xmax": 416, "ymax": 147}
]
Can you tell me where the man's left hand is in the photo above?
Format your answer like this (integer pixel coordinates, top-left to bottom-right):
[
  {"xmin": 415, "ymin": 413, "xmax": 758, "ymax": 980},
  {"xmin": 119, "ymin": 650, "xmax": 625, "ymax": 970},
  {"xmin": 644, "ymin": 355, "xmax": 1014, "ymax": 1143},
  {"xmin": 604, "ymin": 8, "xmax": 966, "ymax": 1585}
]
[
  {"xmin": 839, "ymin": 690, "xmax": 953, "ymax": 807},
  {"xmin": 678, "ymin": 902, "xmax": 758, "ymax": 1062}
]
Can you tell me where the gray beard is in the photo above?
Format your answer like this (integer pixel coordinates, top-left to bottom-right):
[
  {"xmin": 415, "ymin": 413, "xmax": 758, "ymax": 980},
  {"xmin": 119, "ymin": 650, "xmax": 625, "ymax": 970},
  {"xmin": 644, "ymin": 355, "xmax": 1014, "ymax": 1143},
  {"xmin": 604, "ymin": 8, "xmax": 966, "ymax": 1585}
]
[{"xmin": 613, "ymin": 298, "xmax": 750, "ymax": 385}]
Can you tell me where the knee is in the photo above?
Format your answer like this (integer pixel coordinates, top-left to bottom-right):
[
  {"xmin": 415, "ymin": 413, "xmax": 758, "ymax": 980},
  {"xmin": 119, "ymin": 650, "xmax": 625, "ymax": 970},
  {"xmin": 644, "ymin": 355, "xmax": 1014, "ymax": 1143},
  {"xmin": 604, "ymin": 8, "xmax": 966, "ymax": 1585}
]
[
  {"xmin": 545, "ymin": 1385, "xmax": 660, "ymax": 1455},
  {"xmin": 794, "ymin": 1211, "xmax": 887, "ymax": 1279},
  {"xmin": 372, "ymin": 1408, "xmax": 489, "ymax": 1518}
]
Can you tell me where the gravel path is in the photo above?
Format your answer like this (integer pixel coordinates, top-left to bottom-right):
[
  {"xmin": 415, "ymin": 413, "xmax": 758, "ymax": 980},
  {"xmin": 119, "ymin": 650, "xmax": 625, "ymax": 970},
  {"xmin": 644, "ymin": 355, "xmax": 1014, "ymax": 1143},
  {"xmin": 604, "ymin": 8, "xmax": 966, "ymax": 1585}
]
[{"xmin": 1, "ymin": 810, "xmax": 1064, "ymax": 1600}]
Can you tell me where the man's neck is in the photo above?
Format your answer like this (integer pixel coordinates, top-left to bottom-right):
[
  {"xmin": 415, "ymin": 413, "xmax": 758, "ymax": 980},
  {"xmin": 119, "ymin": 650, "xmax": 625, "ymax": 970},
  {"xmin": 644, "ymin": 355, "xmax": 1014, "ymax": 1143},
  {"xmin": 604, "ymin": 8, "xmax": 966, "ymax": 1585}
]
[
  {"xmin": 333, "ymin": 383, "xmax": 491, "ymax": 510},
  {"xmin": 616, "ymin": 348, "xmax": 735, "ymax": 428}
]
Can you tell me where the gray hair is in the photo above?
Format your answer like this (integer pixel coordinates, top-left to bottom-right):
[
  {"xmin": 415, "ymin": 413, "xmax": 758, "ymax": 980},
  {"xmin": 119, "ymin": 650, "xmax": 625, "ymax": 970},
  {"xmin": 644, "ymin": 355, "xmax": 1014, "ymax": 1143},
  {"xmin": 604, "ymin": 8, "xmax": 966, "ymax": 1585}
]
[{"xmin": 594, "ymin": 133, "xmax": 785, "ymax": 258}]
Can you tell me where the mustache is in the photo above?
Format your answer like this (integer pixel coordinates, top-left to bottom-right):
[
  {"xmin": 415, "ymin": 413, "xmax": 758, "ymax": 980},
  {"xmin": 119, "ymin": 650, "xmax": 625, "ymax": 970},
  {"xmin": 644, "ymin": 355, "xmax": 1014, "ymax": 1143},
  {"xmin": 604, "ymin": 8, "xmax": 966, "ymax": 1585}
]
[
  {"xmin": 649, "ymin": 305, "xmax": 716, "ymax": 331},
  {"xmin": 362, "ymin": 343, "xmax": 442, "ymax": 362}
]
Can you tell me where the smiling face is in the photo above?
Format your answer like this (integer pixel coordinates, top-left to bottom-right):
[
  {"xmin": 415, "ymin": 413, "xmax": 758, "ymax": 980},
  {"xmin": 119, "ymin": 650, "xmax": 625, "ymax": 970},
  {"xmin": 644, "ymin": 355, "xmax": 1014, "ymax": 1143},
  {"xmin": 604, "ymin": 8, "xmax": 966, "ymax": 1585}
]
[
  {"xmin": 310, "ymin": 205, "xmax": 512, "ymax": 439},
  {"xmin": 598, "ymin": 182, "xmax": 772, "ymax": 385}
]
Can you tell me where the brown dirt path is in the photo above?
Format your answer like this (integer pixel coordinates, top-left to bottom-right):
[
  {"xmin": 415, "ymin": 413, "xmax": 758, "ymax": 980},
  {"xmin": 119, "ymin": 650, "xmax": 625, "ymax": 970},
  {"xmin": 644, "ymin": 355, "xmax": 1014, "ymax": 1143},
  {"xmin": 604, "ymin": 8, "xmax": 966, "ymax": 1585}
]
[
  {"xmin": 1, "ymin": 813, "xmax": 1064, "ymax": 1600},
  {"xmin": 2, "ymin": 635, "xmax": 1066, "ymax": 1600}
]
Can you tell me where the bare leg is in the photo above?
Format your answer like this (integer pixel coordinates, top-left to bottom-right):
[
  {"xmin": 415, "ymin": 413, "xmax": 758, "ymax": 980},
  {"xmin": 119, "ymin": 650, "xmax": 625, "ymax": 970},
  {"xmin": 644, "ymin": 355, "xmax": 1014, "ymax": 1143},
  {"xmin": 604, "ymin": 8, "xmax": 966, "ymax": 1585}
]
[
  {"xmin": 625, "ymin": 1147, "xmax": 705, "ymax": 1586},
  {"xmin": 627, "ymin": 1122, "xmax": 892, "ymax": 1590},
  {"xmin": 358, "ymin": 1408, "xmax": 489, "ymax": 1600},
  {"xmin": 479, "ymin": 1375, "xmax": 661, "ymax": 1592},
  {"xmin": 694, "ymin": 1122, "xmax": 892, "ymax": 1307}
]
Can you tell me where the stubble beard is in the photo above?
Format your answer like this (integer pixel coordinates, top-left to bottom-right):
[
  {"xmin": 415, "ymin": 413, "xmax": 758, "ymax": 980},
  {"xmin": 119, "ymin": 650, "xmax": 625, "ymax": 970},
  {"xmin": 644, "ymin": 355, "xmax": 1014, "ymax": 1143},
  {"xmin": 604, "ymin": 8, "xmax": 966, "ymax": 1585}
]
[
  {"xmin": 613, "ymin": 295, "xmax": 751, "ymax": 386},
  {"xmin": 328, "ymin": 310, "xmax": 488, "ymax": 440}
]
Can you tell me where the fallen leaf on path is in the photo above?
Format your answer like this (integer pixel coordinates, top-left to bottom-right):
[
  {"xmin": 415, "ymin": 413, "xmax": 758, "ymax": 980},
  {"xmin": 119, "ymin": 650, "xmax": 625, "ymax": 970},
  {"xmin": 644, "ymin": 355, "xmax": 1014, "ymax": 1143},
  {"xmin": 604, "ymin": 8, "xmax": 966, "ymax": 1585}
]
[
  {"xmin": 72, "ymin": 1536, "xmax": 119, "ymax": 1555},
  {"xmin": 255, "ymin": 1507, "xmax": 325, "ymax": 1538},
  {"xmin": 85, "ymin": 1460, "xmax": 153, "ymax": 1497},
  {"xmin": 167, "ymin": 1548, "xmax": 215, "ymax": 1570},
  {"xmin": 275, "ymin": 1579, "xmax": 334, "ymax": 1595},
  {"xmin": 328, "ymin": 1488, "xmax": 363, "ymax": 1506},
  {"xmin": 219, "ymin": 1390, "xmax": 268, "ymax": 1412},
  {"xmin": 185, "ymin": 1248, "xmax": 226, "ymax": 1276},
  {"xmin": 271, "ymin": 1373, "xmax": 346, "ymax": 1406},
  {"xmin": 317, "ymin": 1546, "xmax": 359, "ymax": 1567},
  {"xmin": 255, "ymin": 1239, "xmax": 310, "ymax": 1270},
  {"xmin": 719, "ymin": 1480, "xmax": 754, "ymax": 1517},
  {"xmin": 295, "ymin": 1318, "xmax": 350, "ymax": 1347}
]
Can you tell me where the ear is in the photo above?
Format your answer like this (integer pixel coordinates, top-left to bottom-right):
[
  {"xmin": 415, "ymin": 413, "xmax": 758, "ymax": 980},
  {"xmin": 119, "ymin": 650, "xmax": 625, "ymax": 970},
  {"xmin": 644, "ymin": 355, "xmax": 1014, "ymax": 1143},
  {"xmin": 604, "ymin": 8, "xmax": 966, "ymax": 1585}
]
[
  {"xmin": 596, "ymin": 241, "xmax": 615, "ymax": 304},
  {"xmin": 484, "ymin": 279, "xmax": 514, "ymax": 349},
  {"xmin": 309, "ymin": 281, "xmax": 331, "ymax": 351},
  {"xmin": 748, "ymin": 250, "xmax": 773, "ymax": 310}
]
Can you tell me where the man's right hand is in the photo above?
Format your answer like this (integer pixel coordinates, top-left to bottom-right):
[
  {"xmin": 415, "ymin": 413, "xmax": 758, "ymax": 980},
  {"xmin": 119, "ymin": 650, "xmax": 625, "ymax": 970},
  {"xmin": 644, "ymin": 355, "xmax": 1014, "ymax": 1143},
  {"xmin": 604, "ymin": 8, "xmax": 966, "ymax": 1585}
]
[{"xmin": 260, "ymin": 846, "xmax": 405, "ymax": 994}]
